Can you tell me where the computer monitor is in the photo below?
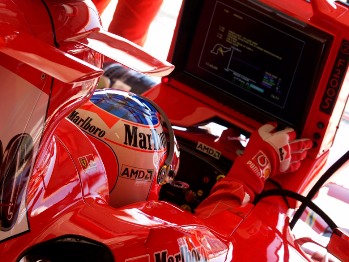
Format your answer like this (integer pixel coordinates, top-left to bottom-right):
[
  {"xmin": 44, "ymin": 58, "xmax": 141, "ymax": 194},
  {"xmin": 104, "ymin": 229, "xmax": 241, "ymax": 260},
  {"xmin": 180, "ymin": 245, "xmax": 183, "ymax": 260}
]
[{"xmin": 170, "ymin": 0, "xmax": 333, "ymax": 131}]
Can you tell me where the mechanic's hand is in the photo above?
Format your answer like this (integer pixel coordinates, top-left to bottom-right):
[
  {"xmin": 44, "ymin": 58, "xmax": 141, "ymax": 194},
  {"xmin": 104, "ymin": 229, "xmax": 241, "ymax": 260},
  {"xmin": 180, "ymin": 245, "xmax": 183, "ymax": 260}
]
[
  {"xmin": 226, "ymin": 123, "xmax": 313, "ymax": 195},
  {"xmin": 248, "ymin": 122, "xmax": 313, "ymax": 178}
]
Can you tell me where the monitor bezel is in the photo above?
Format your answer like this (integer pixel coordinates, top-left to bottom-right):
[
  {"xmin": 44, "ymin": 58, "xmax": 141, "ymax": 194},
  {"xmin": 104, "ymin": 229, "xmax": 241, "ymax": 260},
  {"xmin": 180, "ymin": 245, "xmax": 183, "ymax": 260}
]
[{"xmin": 169, "ymin": 0, "xmax": 333, "ymax": 132}]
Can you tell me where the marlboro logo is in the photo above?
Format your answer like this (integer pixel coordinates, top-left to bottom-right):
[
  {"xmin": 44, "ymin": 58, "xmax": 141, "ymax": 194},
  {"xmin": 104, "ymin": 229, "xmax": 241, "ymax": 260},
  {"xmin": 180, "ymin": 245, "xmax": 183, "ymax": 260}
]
[
  {"xmin": 123, "ymin": 124, "xmax": 166, "ymax": 151},
  {"xmin": 68, "ymin": 110, "xmax": 106, "ymax": 138}
]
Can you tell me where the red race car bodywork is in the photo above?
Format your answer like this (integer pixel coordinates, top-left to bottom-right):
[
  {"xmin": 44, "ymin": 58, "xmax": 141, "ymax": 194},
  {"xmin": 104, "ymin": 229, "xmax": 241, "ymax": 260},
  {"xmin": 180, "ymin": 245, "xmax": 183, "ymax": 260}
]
[{"xmin": 0, "ymin": 0, "xmax": 348, "ymax": 261}]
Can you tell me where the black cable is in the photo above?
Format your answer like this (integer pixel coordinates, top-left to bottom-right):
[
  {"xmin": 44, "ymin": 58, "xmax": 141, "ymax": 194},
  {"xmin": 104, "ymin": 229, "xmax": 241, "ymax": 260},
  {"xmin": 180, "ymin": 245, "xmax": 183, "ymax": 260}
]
[
  {"xmin": 255, "ymin": 188, "xmax": 338, "ymax": 231},
  {"xmin": 267, "ymin": 179, "xmax": 291, "ymax": 208},
  {"xmin": 290, "ymin": 149, "xmax": 349, "ymax": 229}
]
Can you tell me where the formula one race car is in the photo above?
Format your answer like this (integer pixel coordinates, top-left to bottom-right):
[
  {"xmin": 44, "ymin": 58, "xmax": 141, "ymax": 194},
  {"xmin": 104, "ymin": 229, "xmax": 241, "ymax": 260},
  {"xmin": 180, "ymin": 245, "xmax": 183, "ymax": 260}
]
[{"xmin": 0, "ymin": 0, "xmax": 349, "ymax": 261}]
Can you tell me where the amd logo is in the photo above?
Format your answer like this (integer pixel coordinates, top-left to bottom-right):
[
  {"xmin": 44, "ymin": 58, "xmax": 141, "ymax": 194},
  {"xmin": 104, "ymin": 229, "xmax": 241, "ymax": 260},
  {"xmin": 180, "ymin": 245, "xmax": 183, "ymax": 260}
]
[
  {"xmin": 196, "ymin": 142, "xmax": 221, "ymax": 160},
  {"xmin": 120, "ymin": 165, "xmax": 153, "ymax": 181}
]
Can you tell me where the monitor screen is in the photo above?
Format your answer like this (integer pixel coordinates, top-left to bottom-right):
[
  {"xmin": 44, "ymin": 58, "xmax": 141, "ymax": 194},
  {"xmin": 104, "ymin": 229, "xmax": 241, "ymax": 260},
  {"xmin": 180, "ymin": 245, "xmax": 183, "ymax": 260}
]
[{"xmin": 171, "ymin": 0, "xmax": 333, "ymax": 130}]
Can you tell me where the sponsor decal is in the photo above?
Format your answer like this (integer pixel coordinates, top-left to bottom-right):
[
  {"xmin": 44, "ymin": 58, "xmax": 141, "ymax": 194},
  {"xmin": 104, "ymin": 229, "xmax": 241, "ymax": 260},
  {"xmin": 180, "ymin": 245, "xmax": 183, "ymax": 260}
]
[
  {"xmin": 129, "ymin": 233, "xmax": 229, "ymax": 262},
  {"xmin": 320, "ymin": 39, "xmax": 349, "ymax": 114},
  {"xmin": 123, "ymin": 123, "xmax": 166, "ymax": 151},
  {"xmin": 68, "ymin": 110, "xmax": 106, "ymax": 137},
  {"xmin": 0, "ymin": 68, "xmax": 48, "ymax": 241},
  {"xmin": 0, "ymin": 134, "xmax": 33, "ymax": 235},
  {"xmin": 78, "ymin": 154, "xmax": 97, "ymax": 171},
  {"xmin": 153, "ymin": 237, "xmax": 208, "ymax": 262},
  {"xmin": 246, "ymin": 150, "xmax": 271, "ymax": 180},
  {"xmin": 278, "ymin": 144, "xmax": 290, "ymax": 161},
  {"xmin": 196, "ymin": 142, "xmax": 221, "ymax": 160},
  {"xmin": 120, "ymin": 164, "xmax": 153, "ymax": 181}
]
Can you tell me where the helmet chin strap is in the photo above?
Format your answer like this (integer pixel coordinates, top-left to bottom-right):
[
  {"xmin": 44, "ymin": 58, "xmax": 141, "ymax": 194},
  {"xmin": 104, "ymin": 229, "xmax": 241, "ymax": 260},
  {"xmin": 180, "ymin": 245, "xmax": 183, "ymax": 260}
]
[{"xmin": 140, "ymin": 96, "xmax": 176, "ymax": 183}]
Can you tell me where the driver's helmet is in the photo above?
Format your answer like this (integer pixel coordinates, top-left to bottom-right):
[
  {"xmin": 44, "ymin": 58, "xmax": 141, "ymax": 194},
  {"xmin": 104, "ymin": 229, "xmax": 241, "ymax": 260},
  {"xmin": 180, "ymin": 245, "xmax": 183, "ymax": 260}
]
[{"xmin": 68, "ymin": 89, "xmax": 180, "ymax": 207}]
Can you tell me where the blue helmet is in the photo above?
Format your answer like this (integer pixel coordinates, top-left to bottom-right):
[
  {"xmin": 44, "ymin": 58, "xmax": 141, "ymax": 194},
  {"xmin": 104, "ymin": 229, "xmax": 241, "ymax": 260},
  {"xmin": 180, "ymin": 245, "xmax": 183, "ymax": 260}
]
[{"xmin": 69, "ymin": 89, "xmax": 180, "ymax": 207}]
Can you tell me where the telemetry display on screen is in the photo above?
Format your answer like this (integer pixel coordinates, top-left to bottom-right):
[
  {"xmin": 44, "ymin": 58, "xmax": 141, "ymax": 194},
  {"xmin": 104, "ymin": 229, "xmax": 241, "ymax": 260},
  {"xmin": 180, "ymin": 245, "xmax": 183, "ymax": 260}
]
[{"xmin": 197, "ymin": 1, "xmax": 304, "ymax": 108}]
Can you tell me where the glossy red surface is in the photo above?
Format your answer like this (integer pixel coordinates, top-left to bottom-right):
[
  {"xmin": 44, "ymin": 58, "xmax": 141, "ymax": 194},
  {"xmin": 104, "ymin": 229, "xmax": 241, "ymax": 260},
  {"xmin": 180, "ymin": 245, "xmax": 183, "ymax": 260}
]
[
  {"xmin": 0, "ymin": 0, "xmax": 348, "ymax": 261},
  {"xmin": 82, "ymin": 30, "xmax": 175, "ymax": 76}
]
